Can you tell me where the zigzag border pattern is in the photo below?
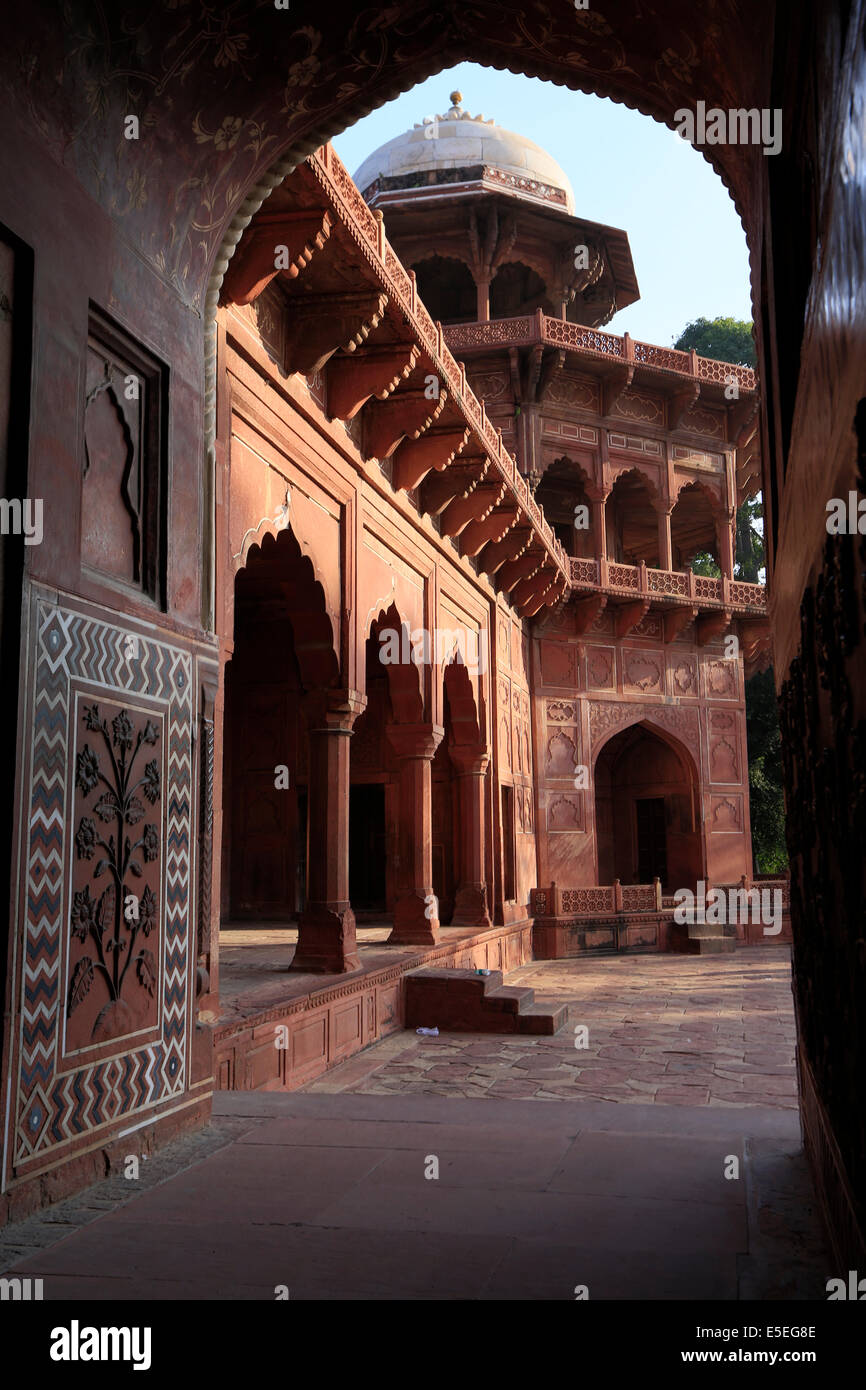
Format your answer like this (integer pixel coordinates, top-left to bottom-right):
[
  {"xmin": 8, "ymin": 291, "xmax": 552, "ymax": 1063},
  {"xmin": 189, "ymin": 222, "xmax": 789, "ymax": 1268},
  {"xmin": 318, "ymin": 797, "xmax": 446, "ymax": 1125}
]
[{"xmin": 14, "ymin": 598, "xmax": 193, "ymax": 1165}]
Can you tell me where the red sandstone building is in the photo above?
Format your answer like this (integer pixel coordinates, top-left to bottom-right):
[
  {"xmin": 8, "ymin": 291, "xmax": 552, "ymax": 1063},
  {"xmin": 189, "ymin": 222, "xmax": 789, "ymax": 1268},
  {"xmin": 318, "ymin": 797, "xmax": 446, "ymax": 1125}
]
[{"xmin": 0, "ymin": 0, "xmax": 861, "ymax": 1277}]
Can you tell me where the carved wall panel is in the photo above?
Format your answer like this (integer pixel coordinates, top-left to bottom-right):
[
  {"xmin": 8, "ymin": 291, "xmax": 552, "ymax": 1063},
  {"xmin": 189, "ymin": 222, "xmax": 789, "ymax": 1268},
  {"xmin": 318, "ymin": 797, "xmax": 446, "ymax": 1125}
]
[
  {"xmin": 497, "ymin": 612, "xmax": 510, "ymax": 665},
  {"xmin": 540, "ymin": 640, "xmax": 577, "ymax": 688},
  {"xmin": 547, "ymin": 700, "xmax": 576, "ymax": 722},
  {"xmin": 546, "ymin": 728, "xmax": 579, "ymax": 777},
  {"xmin": 544, "ymin": 374, "xmax": 598, "ymax": 410},
  {"xmin": 670, "ymin": 656, "xmax": 698, "ymax": 696},
  {"xmin": 587, "ymin": 647, "xmax": 615, "ymax": 689},
  {"xmin": 12, "ymin": 592, "xmax": 193, "ymax": 1172},
  {"xmin": 681, "ymin": 404, "xmax": 724, "ymax": 438},
  {"xmin": 67, "ymin": 696, "xmax": 164, "ymax": 1050},
  {"xmin": 703, "ymin": 656, "xmax": 739, "ymax": 700},
  {"xmin": 709, "ymin": 734, "xmax": 739, "ymax": 783},
  {"xmin": 709, "ymin": 794, "xmax": 742, "ymax": 830},
  {"xmin": 612, "ymin": 391, "xmax": 664, "ymax": 425},
  {"xmin": 548, "ymin": 793, "xmax": 584, "ymax": 831},
  {"xmin": 623, "ymin": 649, "xmax": 663, "ymax": 694},
  {"xmin": 82, "ymin": 309, "xmax": 166, "ymax": 603}
]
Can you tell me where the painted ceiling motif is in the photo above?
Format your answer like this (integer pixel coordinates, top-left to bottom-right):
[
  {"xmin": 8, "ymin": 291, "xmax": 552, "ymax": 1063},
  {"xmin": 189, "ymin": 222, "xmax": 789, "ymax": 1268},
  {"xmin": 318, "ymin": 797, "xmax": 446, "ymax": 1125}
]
[{"xmin": 0, "ymin": 1, "xmax": 769, "ymax": 310}]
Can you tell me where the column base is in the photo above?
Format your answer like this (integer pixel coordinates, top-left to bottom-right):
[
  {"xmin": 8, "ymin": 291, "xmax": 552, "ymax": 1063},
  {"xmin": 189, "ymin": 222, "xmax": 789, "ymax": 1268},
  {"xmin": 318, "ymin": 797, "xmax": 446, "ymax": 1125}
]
[
  {"xmin": 388, "ymin": 890, "xmax": 441, "ymax": 946},
  {"xmin": 291, "ymin": 904, "xmax": 361, "ymax": 973},
  {"xmin": 451, "ymin": 884, "xmax": 492, "ymax": 931}
]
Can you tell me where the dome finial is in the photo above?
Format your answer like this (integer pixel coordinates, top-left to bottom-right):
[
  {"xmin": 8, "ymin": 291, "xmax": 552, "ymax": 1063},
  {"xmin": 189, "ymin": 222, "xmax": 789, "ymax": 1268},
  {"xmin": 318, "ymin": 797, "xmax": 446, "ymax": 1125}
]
[{"xmin": 450, "ymin": 90, "xmax": 463, "ymax": 107}]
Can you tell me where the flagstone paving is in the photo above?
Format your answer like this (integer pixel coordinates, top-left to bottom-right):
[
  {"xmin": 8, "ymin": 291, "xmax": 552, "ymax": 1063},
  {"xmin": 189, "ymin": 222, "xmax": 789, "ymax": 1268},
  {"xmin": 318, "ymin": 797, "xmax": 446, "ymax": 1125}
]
[{"xmin": 307, "ymin": 946, "xmax": 798, "ymax": 1108}]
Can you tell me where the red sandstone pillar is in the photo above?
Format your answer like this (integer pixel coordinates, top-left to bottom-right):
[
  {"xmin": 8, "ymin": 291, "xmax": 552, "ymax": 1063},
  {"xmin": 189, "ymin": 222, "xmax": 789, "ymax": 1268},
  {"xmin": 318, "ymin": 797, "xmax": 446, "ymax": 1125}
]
[
  {"xmin": 476, "ymin": 275, "xmax": 491, "ymax": 322},
  {"xmin": 387, "ymin": 723, "xmax": 443, "ymax": 945},
  {"xmin": 720, "ymin": 516, "xmax": 735, "ymax": 579},
  {"xmin": 658, "ymin": 507, "xmax": 673, "ymax": 570},
  {"xmin": 592, "ymin": 496, "xmax": 607, "ymax": 561},
  {"xmin": 291, "ymin": 688, "xmax": 366, "ymax": 974},
  {"xmin": 449, "ymin": 746, "xmax": 493, "ymax": 929}
]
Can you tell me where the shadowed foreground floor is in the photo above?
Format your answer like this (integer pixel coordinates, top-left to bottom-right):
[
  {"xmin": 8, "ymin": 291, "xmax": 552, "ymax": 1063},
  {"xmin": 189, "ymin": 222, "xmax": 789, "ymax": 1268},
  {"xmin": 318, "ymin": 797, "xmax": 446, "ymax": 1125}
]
[{"xmin": 0, "ymin": 949, "xmax": 827, "ymax": 1300}]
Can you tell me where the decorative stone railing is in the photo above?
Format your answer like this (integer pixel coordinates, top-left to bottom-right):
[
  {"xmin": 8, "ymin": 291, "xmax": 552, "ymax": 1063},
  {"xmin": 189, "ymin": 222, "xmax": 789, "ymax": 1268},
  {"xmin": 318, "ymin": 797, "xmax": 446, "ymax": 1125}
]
[
  {"xmin": 445, "ymin": 313, "xmax": 757, "ymax": 392},
  {"xmin": 310, "ymin": 145, "xmax": 568, "ymax": 585},
  {"xmin": 533, "ymin": 876, "xmax": 789, "ymax": 918},
  {"xmin": 531, "ymin": 881, "xmax": 663, "ymax": 917},
  {"xmin": 569, "ymin": 556, "xmax": 767, "ymax": 613}
]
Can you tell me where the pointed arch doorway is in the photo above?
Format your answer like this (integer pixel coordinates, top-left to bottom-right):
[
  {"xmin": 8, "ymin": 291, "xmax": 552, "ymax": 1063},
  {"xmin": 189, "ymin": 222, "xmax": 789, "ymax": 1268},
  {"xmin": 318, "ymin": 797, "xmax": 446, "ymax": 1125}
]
[{"xmin": 594, "ymin": 720, "xmax": 704, "ymax": 893}]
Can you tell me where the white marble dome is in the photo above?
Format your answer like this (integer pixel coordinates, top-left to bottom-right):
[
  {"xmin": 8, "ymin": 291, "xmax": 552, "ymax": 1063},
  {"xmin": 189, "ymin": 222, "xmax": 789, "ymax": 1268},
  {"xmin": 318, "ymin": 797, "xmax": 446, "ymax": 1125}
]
[{"xmin": 353, "ymin": 92, "xmax": 576, "ymax": 215}]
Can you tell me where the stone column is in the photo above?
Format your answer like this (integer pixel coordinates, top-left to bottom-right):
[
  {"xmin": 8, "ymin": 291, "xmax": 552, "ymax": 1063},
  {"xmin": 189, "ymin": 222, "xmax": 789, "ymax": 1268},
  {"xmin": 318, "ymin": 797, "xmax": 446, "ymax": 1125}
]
[
  {"xmin": 449, "ymin": 746, "xmax": 493, "ymax": 929},
  {"xmin": 658, "ymin": 506, "xmax": 673, "ymax": 570},
  {"xmin": 476, "ymin": 275, "xmax": 491, "ymax": 323},
  {"xmin": 292, "ymin": 688, "xmax": 366, "ymax": 974},
  {"xmin": 720, "ymin": 514, "xmax": 735, "ymax": 579},
  {"xmin": 591, "ymin": 495, "xmax": 607, "ymax": 561},
  {"xmin": 387, "ymin": 723, "xmax": 444, "ymax": 945}
]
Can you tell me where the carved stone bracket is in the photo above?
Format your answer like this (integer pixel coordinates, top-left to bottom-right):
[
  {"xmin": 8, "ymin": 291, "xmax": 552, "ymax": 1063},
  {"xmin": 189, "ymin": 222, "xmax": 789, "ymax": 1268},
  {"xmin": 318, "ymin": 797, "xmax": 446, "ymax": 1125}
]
[
  {"xmin": 326, "ymin": 343, "xmax": 419, "ymax": 421},
  {"xmin": 614, "ymin": 598, "xmax": 651, "ymax": 637},
  {"xmin": 220, "ymin": 209, "xmax": 332, "ymax": 306},
  {"xmin": 664, "ymin": 604, "xmax": 699, "ymax": 643},
  {"xmin": 696, "ymin": 608, "xmax": 732, "ymax": 645},
  {"xmin": 284, "ymin": 290, "xmax": 389, "ymax": 376},
  {"xmin": 440, "ymin": 481, "xmax": 507, "ymax": 538},
  {"xmin": 364, "ymin": 387, "xmax": 447, "ymax": 461},
  {"xmin": 394, "ymin": 428, "xmax": 471, "ymax": 493}
]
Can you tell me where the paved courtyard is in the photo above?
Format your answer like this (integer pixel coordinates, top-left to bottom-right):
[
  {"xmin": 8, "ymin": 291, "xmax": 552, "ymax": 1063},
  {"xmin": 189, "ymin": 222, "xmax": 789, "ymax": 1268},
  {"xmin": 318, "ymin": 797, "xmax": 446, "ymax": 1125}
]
[
  {"xmin": 308, "ymin": 946, "xmax": 798, "ymax": 1108},
  {"xmin": 0, "ymin": 946, "xmax": 827, "ymax": 1301}
]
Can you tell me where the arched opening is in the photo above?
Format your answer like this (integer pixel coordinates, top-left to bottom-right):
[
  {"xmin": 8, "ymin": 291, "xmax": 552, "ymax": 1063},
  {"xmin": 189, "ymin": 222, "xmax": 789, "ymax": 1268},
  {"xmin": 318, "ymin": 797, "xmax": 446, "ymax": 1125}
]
[
  {"xmin": 220, "ymin": 527, "xmax": 339, "ymax": 926},
  {"xmin": 350, "ymin": 604, "xmax": 425, "ymax": 928},
  {"xmin": 348, "ymin": 631, "xmax": 391, "ymax": 919},
  {"xmin": 594, "ymin": 721, "xmax": 702, "ymax": 892},
  {"xmin": 606, "ymin": 469, "xmax": 659, "ymax": 566},
  {"xmin": 536, "ymin": 457, "xmax": 595, "ymax": 558},
  {"xmin": 431, "ymin": 682, "xmax": 459, "ymax": 924},
  {"xmin": 489, "ymin": 260, "xmax": 552, "ymax": 319},
  {"xmin": 411, "ymin": 254, "xmax": 477, "ymax": 324},
  {"xmin": 671, "ymin": 481, "xmax": 722, "ymax": 573}
]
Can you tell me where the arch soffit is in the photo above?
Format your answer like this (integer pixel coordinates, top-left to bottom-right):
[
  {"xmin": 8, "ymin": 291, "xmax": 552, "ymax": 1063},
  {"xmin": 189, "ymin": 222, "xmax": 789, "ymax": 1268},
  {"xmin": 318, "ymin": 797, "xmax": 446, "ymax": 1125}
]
[
  {"xmin": 368, "ymin": 602, "xmax": 424, "ymax": 723},
  {"xmin": 671, "ymin": 475, "xmax": 726, "ymax": 516},
  {"xmin": 607, "ymin": 464, "xmax": 662, "ymax": 506},
  {"xmin": 202, "ymin": 5, "xmax": 766, "ymax": 447},
  {"xmin": 592, "ymin": 714, "xmax": 700, "ymax": 784},
  {"xmin": 236, "ymin": 526, "xmax": 341, "ymax": 689}
]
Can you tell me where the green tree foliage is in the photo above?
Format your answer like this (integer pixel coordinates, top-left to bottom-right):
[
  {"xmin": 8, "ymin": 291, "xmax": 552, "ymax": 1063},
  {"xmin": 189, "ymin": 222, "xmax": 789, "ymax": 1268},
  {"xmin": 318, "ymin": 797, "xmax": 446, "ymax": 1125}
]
[
  {"xmin": 735, "ymin": 496, "xmax": 764, "ymax": 581},
  {"xmin": 690, "ymin": 552, "xmax": 721, "ymax": 577},
  {"xmin": 744, "ymin": 667, "xmax": 788, "ymax": 873},
  {"xmin": 673, "ymin": 315, "xmax": 785, "ymax": 873},
  {"xmin": 673, "ymin": 315, "xmax": 756, "ymax": 367}
]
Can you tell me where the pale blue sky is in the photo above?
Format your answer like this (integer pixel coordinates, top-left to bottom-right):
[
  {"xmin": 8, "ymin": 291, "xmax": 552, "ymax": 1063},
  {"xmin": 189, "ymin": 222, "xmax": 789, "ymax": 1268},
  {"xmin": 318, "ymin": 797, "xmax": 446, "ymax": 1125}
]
[{"xmin": 332, "ymin": 63, "xmax": 754, "ymax": 349}]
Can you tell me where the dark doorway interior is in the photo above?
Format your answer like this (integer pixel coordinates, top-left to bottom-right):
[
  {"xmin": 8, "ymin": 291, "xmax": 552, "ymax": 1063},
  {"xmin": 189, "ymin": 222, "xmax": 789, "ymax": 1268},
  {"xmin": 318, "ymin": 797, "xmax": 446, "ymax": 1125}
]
[
  {"xmin": 636, "ymin": 796, "xmax": 667, "ymax": 886},
  {"xmin": 349, "ymin": 783, "xmax": 386, "ymax": 912}
]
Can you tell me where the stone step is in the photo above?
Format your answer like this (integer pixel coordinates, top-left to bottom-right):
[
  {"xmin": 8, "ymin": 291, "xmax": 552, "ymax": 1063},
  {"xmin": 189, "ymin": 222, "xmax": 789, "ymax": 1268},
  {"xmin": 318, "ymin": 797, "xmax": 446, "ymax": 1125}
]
[
  {"xmin": 404, "ymin": 967, "xmax": 565, "ymax": 1034},
  {"xmin": 670, "ymin": 921, "xmax": 737, "ymax": 955},
  {"xmin": 516, "ymin": 1002, "xmax": 569, "ymax": 1035}
]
